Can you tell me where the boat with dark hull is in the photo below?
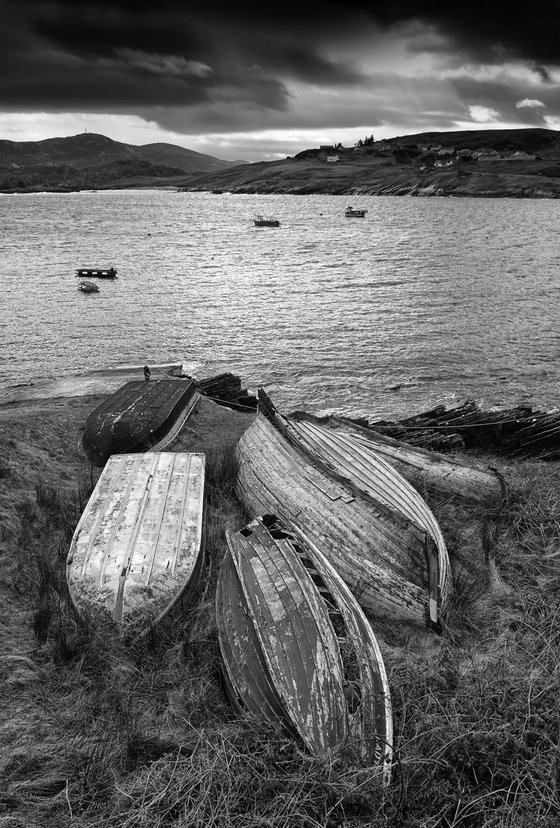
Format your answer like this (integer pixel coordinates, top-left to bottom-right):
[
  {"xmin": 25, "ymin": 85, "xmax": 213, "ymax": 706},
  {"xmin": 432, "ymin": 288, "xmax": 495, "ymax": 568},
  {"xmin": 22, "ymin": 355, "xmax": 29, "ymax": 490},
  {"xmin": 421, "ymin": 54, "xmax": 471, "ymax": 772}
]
[
  {"xmin": 236, "ymin": 393, "xmax": 448, "ymax": 628},
  {"xmin": 254, "ymin": 215, "xmax": 280, "ymax": 227},
  {"xmin": 67, "ymin": 452, "xmax": 206, "ymax": 637},
  {"xmin": 345, "ymin": 206, "xmax": 368, "ymax": 217},
  {"xmin": 78, "ymin": 280, "xmax": 100, "ymax": 293},
  {"xmin": 290, "ymin": 410, "xmax": 505, "ymax": 509},
  {"xmin": 216, "ymin": 515, "xmax": 392, "ymax": 776},
  {"xmin": 75, "ymin": 267, "xmax": 117, "ymax": 279},
  {"xmin": 82, "ymin": 378, "xmax": 199, "ymax": 466}
]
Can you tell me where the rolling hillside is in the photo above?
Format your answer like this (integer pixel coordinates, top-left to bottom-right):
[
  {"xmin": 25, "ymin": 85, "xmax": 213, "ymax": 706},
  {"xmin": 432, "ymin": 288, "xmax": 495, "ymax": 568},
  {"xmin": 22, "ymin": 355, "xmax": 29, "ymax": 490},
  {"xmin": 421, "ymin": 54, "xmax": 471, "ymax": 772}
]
[{"xmin": 0, "ymin": 133, "xmax": 244, "ymax": 192}]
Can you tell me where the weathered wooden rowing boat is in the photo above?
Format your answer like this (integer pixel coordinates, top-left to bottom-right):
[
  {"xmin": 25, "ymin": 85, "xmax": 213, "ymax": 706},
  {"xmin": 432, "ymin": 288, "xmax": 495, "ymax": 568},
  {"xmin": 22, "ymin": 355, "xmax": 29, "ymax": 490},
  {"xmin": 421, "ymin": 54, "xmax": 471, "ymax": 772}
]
[
  {"xmin": 82, "ymin": 378, "xmax": 199, "ymax": 466},
  {"xmin": 290, "ymin": 410, "xmax": 505, "ymax": 509},
  {"xmin": 66, "ymin": 452, "xmax": 206, "ymax": 636},
  {"xmin": 216, "ymin": 515, "xmax": 392, "ymax": 776},
  {"xmin": 236, "ymin": 396, "xmax": 447, "ymax": 627},
  {"xmin": 257, "ymin": 393, "xmax": 450, "ymax": 619}
]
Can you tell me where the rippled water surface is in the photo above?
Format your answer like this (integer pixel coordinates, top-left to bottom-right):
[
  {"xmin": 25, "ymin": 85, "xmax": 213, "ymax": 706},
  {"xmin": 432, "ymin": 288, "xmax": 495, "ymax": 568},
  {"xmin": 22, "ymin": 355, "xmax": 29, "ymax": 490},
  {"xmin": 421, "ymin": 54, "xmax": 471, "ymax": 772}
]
[{"xmin": 2, "ymin": 190, "xmax": 560, "ymax": 418}]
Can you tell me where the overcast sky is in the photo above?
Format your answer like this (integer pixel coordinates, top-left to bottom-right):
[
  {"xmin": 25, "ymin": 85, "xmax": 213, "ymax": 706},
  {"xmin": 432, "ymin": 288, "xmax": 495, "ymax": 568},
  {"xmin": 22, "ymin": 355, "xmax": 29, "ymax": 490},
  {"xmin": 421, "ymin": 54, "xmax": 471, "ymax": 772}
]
[{"xmin": 1, "ymin": 1, "xmax": 560, "ymax": 162}]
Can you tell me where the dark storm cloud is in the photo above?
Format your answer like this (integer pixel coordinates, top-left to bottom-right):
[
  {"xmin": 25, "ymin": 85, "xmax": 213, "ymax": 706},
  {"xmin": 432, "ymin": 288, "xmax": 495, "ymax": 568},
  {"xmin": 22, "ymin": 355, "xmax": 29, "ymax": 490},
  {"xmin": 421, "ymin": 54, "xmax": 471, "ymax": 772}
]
[
  {"xmin": 364, "ymin": 0, "xmax": 560, "ymax": 66},
  {"xmin": 1, "ymin": 0, "xmax": 560, "ymax": 115}
]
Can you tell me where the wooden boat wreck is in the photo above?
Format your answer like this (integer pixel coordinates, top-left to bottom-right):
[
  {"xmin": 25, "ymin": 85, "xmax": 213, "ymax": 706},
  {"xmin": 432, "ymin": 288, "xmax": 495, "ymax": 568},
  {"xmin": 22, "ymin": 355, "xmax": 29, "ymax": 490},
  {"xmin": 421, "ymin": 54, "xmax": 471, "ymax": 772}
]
[
  {"xmin": 290, "ymin": 410, "xmax": 505, "ymax": 510},
  {"xmin": 82, "ymin": 378, "xmax": 199, "ymax": 466},
  {"xmin": 216, "ymin": 515, "xmax": 392, "ymax": 776},
  {"xmin": 369, "ymin": 399, "xmax": 560, "ymax": 462},
  {"xmin": 66, "ymin": 452, "xmax": 206, "ymax": 636},
  {"xmin": 236, "ymin": 392, "xmax": 450, "ymax": 627}
]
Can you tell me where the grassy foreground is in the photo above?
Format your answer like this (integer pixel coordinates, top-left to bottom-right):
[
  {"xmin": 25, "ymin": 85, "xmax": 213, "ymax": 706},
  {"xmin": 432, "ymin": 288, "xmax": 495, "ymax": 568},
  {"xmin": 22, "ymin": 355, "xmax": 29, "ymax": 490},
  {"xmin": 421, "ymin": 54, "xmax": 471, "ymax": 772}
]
[{"xmin": 1, "ymin": 393, "xmax": 560, "ymax": 827}]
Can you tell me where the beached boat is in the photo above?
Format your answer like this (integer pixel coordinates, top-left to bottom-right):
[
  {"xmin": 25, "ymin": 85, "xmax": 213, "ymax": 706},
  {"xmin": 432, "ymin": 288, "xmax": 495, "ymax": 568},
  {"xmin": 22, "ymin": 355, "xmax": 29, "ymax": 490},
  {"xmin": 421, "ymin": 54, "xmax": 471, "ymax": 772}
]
[
  {"xmin": 78, "ymin": 280, "xmax": 100, "ymax": 293},
  {"xmin": 82, "ymin": 378, "xmax": 199, "ymax": 467},
  {"xmin": 254, "ymin": 214, "xmax": 280, "ymax": 227},
  {"xmin": 236, "ymin": 394, "xmax": 447, "ymax": 628},
  {"xmin": 216, "ymin": 515, "xmax": 392, "ymax": 775},
  {"xmin": 257, "ymin": 392, "xmax": 450, "ymax": 615},
  {"xmin": 345, "ymin": 206, "xmax": 368, "ymax": 217},
  {"xmin": 290, "ymin": 410, "xmax": 505, "ymax": 509},
  {"xmin": 66, "ymin": 452, "xmax": 206, "ymax": 636}
]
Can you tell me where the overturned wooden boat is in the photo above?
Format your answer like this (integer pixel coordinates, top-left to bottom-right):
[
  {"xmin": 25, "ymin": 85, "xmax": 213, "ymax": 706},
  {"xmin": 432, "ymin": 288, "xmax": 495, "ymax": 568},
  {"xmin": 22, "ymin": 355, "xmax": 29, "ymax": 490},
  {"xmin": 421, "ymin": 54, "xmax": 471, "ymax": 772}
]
[
  {"xmin": 290, "ymin": 410, "xmax": 505, "ymax": 510},
  {"xmin": 216, "ymin": 515, "xmax": 392, "ymax": 776},
  {"xmin": 236, "ymin": 395, "xmax": 449, "ymax": 627},
  {"xmin": 67, "ymin": 452, "xmax": 206, "ymax": 636},
  {"xmin": 259, "ymin": 391, "xmax": 450, "ymax": 616},
  {"xmin": 82, "ymin": 378, "xmax": 199, "ymax": 466}
]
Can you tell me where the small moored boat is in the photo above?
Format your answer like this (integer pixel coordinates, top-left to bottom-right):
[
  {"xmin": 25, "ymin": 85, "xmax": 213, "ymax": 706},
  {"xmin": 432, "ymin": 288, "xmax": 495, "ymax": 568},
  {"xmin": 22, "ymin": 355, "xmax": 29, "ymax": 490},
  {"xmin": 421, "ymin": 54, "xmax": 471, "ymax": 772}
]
[
  {"xmin": 82, "ymin": 378, "xmax": 199, "ymax": 466},
  {"xmin": 254, "ymin": 214, "xmax": 280, "ymax": 227},
  {"xmin": 345, "ymin": 206, "xmax": 368, "ymax": 217},
  {"xmin": 216, "ymin": 515, "xmax": 392, "ymax": 776},
  {"xmin": 66, "ymin": 452, "xmax": 206, "ymax": 636},
  {"xmin": 78, "ymin": 280, "xmax": 100, "ymax": 293},
  {"xmin": 76, "ymin": 267, "xmax": 117, "ymax": 278}
]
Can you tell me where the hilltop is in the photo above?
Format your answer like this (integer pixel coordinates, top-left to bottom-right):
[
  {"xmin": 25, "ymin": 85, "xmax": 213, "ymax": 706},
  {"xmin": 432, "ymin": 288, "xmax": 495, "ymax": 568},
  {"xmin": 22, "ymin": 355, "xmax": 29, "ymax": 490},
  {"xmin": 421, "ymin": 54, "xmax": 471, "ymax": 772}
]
[
  {"xmin": 184, "ymin": 127, "xmax": 560, "ymax": 198},
  {"xmin": 0, "ymin": 133, "xmax": 243, "ymax": 193}
]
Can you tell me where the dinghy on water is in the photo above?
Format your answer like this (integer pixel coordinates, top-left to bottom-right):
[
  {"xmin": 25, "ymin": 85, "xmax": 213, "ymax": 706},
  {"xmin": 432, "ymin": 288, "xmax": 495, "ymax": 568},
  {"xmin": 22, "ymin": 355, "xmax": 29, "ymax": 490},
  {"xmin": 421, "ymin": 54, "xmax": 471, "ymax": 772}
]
[
  {"xmin": 216, "ymin": 515, "xmax": 392, "ymax": 777},
  {"xmin": 236, "ymin": 392, "xmax": 449, "ymax": 628},
  {"xmin": 82, "ymin": 378, "xmax": 199, "ymax": 466},
  {"xmin": 66, "ymin": 452, "xmax": 206, "ymax": 637}
]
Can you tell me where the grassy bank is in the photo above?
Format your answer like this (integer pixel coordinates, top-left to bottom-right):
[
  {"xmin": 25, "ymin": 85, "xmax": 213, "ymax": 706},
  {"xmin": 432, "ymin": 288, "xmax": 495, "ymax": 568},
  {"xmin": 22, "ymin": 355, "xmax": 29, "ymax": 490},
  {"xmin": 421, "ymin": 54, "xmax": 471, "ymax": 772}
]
[{"xmin": 1, "ymin": 393, "xmax": 559, "ymax": 827}]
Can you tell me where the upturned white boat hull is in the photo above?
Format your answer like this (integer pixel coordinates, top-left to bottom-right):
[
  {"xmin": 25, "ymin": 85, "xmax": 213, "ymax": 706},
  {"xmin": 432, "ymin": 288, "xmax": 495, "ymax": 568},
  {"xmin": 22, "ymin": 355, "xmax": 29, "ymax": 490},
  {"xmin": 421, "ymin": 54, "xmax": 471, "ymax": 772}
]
[{"xmin": 66, "ymin": 452, "xmax": 206, "ymax": 636}]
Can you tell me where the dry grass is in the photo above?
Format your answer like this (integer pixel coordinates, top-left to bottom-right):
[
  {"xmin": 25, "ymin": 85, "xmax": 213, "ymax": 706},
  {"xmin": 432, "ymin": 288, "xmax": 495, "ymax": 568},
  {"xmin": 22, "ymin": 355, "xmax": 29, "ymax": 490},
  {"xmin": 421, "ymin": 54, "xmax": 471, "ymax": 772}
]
[{"xmin": 2, "ymin": 398, "xmax": 560, "ymax": 827}]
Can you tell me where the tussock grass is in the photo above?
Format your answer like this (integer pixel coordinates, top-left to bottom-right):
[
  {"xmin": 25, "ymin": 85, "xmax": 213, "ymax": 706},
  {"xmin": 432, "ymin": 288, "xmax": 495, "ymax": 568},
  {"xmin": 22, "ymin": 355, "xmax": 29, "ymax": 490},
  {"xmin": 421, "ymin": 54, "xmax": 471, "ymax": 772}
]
[{"xmin": 2, "ymin": 398, "xmax": 560, "ymax": 826}]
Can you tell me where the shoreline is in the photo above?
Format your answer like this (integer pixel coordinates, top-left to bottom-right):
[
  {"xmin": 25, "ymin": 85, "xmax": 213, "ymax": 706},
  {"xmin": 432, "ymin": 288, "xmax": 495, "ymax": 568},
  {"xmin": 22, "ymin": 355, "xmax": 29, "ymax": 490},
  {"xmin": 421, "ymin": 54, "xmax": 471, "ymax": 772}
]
[{"xmin": 2, "ymin": 379, "xmax": 560, "ymax": 824}]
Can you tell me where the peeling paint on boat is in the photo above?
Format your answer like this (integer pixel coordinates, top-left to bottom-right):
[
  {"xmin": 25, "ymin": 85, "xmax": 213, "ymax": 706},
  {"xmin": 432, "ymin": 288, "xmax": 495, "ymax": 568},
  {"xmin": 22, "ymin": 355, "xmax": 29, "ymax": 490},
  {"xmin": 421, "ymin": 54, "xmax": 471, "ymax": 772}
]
[
  {"xmin": 82, "ymin": 378, "xmax": 199, "ymax": 466},
  {"xmin": 291, "ymin": 411, "xmax": 505, "ymax": 509},
  {"xmin": 66, "ymin": 452, "xmax": 205, "ymax": 636},
  {"xmin": 216, "ymin": 515, "xmax": 393, "ymax": 778},
  {"xmin": 236, "ymin": 395, "xmax": 445, "ymax": 627},
  {"xmin": 279, "ymin": 409, "xmax": 451, "ymax": 619}
]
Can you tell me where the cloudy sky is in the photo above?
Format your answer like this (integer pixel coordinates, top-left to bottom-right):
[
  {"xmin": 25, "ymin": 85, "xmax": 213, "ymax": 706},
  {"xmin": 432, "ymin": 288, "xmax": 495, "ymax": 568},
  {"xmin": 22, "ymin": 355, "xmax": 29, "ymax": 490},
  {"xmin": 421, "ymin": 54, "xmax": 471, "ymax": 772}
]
[{"xmin": 1, "ymin": 1, "xmax": 559, "ymax": 162}]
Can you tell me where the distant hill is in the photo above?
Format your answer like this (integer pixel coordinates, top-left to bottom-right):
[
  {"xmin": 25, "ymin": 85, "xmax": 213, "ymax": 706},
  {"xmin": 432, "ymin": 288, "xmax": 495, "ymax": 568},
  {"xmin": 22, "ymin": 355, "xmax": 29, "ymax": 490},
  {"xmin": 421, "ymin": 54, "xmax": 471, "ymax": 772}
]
[
  {"xmin": 183, "ymin": 127, "xmax": 560, "ymax": 198},
  {"xmin": 0, "ymin": 132, "xmax": 246, "ymax": 192}
]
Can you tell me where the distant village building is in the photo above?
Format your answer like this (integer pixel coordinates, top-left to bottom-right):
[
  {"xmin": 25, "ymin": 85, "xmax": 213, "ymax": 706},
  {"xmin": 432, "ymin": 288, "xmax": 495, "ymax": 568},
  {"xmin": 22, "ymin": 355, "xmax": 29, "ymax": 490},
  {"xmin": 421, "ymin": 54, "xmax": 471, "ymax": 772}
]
[
  {"xmin": 437, "ymin": 147, "xmax": 455, "ymax": 156},
  {"xmin": 508, "ymin": 151, "xmax": 536, "ymax": 161},
  {"xmin": 320, "ymin": 145, "xmax": 335, "ymax": 151},
  {"xmin": 477, "ymin": 150, "xmax": 501, "ymax": 162},
  {"xmin": 326, "ymin": 155, "xmax": 339, "ymax": 163},
  {"xmin": 457, "ymin": 149, "xmax": 474, "ymax": 158},
  {"xmin": 434, "ymin": 159, "xmax": 454, "ymax": 167}
]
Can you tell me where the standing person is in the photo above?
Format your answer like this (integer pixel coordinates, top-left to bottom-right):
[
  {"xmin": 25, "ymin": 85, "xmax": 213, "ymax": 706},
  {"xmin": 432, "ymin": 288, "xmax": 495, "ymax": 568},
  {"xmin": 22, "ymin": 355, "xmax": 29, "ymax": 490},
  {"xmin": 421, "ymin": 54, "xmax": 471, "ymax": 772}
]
[{"xmin": 143, "ymin": 365, "xmax": 151, "ymax": 381}]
